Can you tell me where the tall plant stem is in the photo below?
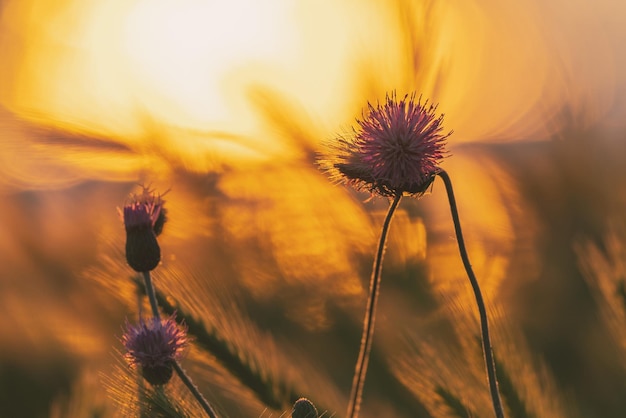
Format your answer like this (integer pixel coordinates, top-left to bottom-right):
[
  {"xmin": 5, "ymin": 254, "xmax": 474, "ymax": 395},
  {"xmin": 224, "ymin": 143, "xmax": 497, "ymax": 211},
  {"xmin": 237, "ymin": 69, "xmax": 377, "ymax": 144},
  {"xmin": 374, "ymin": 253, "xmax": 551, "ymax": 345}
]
[
  {"xmin": 437, "ymin": 170, "xmax": 505, "ymax": 418},
  {"xmin": 172, "ymin": 361, "xmax": 219, "ymax": 418},
  {"xmin": 142, "ymin": 271, "xmax": 161, "ymax": 320},
  {"xmin": 347, "ymin": 192, "xmax": 402, "ymax": 418},
  {"xmin": 140, "ymin": 271, "xmax": 220, "ymax": 418}
]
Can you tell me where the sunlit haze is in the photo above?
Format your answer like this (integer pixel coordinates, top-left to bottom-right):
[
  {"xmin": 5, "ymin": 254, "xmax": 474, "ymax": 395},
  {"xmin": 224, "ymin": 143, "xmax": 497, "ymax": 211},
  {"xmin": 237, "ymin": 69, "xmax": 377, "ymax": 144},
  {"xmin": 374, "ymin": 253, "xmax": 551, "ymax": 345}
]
[
  {"xmin": 1, "ymin": 0, "xmax": 626, "ymax": 416},
  {"xmin": 1, "ymin": 0, "xmax": 625, "ymax": 181}
]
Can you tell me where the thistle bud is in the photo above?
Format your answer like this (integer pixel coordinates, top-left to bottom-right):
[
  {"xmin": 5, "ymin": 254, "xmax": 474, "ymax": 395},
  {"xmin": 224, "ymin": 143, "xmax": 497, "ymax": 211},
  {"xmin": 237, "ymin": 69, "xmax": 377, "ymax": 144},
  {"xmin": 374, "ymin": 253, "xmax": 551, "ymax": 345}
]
[
  {"xmin": 291, "ymin": 398, "xmax": 318, "ymax": 418},
  {"xmin": 121, "ymin": 188, "xmax": 166, "ymax": 272}
]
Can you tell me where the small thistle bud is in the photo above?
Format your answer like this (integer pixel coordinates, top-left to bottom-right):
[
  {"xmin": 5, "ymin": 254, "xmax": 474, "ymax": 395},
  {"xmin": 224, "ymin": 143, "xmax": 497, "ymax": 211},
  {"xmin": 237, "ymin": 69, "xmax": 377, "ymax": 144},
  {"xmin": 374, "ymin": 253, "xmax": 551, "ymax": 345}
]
[
  {"xmin": 291, "ymin": 398, "xmax": 318, "ymax": 418},
  {"xmin": 321, "ymin": 92, "xmax": 450, "ymax": 198},
  {"xmin": 122, "ymin": 316, "xmax": 188, "ymax": 386},
  {"xmin": 121, "ymin": 187, "xmax": 166, "ymax": 272}
]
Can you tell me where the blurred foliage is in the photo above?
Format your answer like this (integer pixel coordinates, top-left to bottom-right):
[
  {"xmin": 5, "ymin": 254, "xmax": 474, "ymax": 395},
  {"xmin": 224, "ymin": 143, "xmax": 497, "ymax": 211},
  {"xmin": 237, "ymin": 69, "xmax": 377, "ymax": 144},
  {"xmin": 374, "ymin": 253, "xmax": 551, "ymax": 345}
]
[{"xmin": 1, "ymin": 0, "xmax": 626, "ymax": 417}]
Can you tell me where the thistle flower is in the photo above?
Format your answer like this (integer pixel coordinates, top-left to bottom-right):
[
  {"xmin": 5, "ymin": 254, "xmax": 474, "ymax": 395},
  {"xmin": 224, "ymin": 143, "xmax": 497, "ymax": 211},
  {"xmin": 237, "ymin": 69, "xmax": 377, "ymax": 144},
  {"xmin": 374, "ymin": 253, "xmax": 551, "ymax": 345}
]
[
  {"xmin": 121, "ymin": 187, "xmax": 167, "ymax": 272},
  {"xmin": 324, "ymin": 92, "xmax": 450, "ymax": 197},
  {"xmin": 122, "ymin": 316, "xmax": 188, "ymax": 386}
]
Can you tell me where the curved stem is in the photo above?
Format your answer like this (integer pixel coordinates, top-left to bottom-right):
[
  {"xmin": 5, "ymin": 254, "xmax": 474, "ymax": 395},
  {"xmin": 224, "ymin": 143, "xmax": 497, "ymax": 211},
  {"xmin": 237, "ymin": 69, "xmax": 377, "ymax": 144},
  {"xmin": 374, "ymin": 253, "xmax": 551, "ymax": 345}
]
[
  {"xmin": 347, "ymin": 192, "xmax": 402, "ymax": 418},
  {"xmin": 141, "ymin": 271, "xmax": 220, "ymax": 418},
  {"xmin": 173, "ymin": 360, "xmax": 219, "ymax": 418},
  {"xmin": 135, "ymin": 286, "xmax": 148, "ymax": 417},
  {"xmin": 142, "ymin": 271, "xmax": 161, "ymax": 320},
  {"xmin": 437, "ymin": 170, "xmax": 505, "ymax": 418}
]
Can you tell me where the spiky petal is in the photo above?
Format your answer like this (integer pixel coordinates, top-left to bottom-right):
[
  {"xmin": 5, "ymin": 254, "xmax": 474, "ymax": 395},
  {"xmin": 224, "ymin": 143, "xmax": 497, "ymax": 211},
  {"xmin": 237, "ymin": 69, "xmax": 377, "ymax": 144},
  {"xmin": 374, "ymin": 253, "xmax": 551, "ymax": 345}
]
[
  {"xmin": 324, "ymin": 93, "xmax": 450, "ymax": 197},
  {"xmin": 122, "ymin": 316, "xmax": 188, "ymax": 386}
]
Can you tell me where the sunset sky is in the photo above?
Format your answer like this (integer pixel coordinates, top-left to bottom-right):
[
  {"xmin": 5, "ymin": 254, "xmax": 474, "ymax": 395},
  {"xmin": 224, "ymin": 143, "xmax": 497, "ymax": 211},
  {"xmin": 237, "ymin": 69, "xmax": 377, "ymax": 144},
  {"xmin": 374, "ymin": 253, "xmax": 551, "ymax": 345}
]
[{"xmin": 1, "ymin": 1, "xmax": 626, "ymax": 417}]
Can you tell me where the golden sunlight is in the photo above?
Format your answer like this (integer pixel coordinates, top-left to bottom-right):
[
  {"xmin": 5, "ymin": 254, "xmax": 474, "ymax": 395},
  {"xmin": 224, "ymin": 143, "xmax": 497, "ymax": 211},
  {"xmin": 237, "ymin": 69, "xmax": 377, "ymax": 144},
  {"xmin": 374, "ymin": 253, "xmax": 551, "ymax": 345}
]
[
  {"xmin": 0, "ymin": 0, "xmax": 375, "ymax": 143},
  {"xmin": 120, "ymin": 0, "xmax": 297, "ymax": 130},
  {"xmin": 1, "ymin": 0, "xmax": 623, "ymax": 182},
  {"xmin": 2, "ymin": 0, "xmax": 626, "ymax": 416},
  {"xmin": 0, "ymin": 0, "xmax": 403, "ymax": 178}
]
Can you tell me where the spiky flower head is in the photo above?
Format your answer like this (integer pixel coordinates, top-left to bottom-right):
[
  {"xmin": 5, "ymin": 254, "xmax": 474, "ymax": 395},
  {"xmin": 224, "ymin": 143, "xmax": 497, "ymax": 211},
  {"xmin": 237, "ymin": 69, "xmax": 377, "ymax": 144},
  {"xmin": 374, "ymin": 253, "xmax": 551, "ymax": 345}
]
[
  {"xmin": 122, "ymin": 315, "xmax": 188, "ymax": 386},
  {"xmin": 121, "ymin": 186, "xmax": 167, "ymax": 272},
  {"xmin": 323, "ymin": 92, "xmax": 450, "ymax": 197}
]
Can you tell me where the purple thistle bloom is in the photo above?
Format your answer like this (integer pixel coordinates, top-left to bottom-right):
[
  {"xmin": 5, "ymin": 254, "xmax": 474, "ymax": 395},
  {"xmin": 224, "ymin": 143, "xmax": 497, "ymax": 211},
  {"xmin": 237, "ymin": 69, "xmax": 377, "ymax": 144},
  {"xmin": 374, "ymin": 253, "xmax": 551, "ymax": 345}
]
[
  {"xmin": 325, "ymin": 92, "xmax": 450, "ymax": 197},
  {"xmin": 121, "ymin": 187, "xmax": 167, "ymax": 272},
  {"xmin": 122, "ymin": 316, "xmax": 188, "ymax": 386},
  {"xmin": 122, "ymin": 187, "xmax": 166, "ymax": 234}
]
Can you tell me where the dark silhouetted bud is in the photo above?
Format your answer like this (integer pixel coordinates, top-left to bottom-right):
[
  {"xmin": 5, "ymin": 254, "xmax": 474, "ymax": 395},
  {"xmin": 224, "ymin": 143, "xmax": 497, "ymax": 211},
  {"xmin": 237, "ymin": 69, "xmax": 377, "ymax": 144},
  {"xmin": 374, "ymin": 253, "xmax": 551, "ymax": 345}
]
[
  {"xmin": 121, "ymin": 188, "xmax": 166, "ymax": 272},
  {"xmin": 291, "ymin": 398, "xmax": 318, "ymax": 418}
]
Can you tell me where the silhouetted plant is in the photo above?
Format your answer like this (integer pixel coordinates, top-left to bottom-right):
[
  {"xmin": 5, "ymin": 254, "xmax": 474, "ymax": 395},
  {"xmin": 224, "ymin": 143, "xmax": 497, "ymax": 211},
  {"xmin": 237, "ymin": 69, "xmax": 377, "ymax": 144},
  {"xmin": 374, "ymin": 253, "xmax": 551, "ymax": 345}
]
[{"xmin": 320, "ymin": 92, "xmax": 504, "ymax": 418}]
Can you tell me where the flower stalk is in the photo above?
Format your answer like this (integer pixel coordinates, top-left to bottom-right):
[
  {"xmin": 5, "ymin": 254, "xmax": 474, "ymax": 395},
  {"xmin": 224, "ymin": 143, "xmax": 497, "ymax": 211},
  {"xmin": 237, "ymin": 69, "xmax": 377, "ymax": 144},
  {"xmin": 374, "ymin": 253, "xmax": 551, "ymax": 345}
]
[
  {"xmin": 139, "ymin": 271, "xmax": 219, "ymax": 418},
  {"xmin": 172, "ymin": 361, "xmax": 219, "ymax": 418},
  {"xmin": 347, "ymin": 192, "xmax": 402, "ymax": 418},
  {"xmin": 437, "ymin": 169, "xmax": 505, "ymax": 418},
  {"xmin": 142, "ymin": 271, "xmax": 161, "ymax": 320}
]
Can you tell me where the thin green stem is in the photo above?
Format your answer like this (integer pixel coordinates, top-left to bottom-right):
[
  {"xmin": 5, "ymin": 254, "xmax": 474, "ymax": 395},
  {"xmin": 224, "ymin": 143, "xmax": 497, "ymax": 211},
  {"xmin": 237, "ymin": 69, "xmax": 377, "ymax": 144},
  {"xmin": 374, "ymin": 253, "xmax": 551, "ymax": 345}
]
[
  {"xmin": 140, "ymin": 270, "xmax": 220, "ymax": 418},
  {"xmin": 142, "ymin": 271, "xmax": 161, "ymax": 320},
  {"xmin": 437, "ymin": 170, "xmax": 505, "ymax": 418},
  {"xmin": 173, "ymin": 361, "xmax": 219, "ymax": 418},
  {"xmin": 136, "ymin": 286, "xmax": 148, "ymax": 417},
  {"xmin": 347, "ymin": 192, "xmax": 402, "ymax": 418}
]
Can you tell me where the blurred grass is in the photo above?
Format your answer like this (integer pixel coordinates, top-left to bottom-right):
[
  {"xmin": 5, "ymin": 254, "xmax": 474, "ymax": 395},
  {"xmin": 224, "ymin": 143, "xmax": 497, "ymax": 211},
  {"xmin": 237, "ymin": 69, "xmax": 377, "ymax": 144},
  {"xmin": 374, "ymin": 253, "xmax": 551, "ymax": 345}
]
[
  {"xmin": 1, "ymin": 126, "xmax": 626, "ymax": 417},
  {"xmin": 1, "ymin": 0, "xmax": 626, "ymax": 416}
]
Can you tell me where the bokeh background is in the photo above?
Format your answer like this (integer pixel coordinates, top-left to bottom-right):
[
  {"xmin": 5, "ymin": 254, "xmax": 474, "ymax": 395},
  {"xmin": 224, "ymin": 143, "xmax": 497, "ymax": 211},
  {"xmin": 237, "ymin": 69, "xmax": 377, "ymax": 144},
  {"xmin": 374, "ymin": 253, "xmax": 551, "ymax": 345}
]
[{"xmin": 1, "ymin": 0, "xmax": 626, "ymax": 416}]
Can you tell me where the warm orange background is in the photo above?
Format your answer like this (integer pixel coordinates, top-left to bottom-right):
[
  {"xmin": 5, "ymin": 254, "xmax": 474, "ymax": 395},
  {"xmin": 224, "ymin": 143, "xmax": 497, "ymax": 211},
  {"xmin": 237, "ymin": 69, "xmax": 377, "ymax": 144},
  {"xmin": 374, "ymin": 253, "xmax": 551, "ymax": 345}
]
[{"xmin": 1, "ymin": 0, "xmax": 625, "ymax": 417}]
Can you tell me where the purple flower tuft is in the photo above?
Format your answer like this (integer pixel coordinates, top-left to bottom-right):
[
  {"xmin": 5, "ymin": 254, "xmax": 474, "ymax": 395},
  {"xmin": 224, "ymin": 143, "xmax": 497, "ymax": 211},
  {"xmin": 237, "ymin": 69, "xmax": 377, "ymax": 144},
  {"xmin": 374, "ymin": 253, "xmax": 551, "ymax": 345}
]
[
  {"xmin": 323, "ymin": 92, "xmax": 451, "ymax": 197},
  {"xmin": 122, "ymin": 187, "xmax": 166, "ymax": 233},
  {"xmin": 122, "ymin": 315, "xmax": 188, "ymax": 386}
]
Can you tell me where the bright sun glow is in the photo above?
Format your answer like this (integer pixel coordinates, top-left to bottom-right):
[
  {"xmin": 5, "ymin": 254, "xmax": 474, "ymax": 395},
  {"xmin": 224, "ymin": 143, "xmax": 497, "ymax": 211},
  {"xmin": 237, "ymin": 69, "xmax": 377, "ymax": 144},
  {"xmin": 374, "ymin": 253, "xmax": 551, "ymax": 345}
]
[
  {"xmin": 1, "ymin": 0, "xmax": 624, "ymax": 177},
  {"xmin": 0, "ymin": 0, "xmax": 382, "ymax": 173},
  {"xmin": 121, "ymin": 0, "xmax": 296, "ymax": 130}
]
